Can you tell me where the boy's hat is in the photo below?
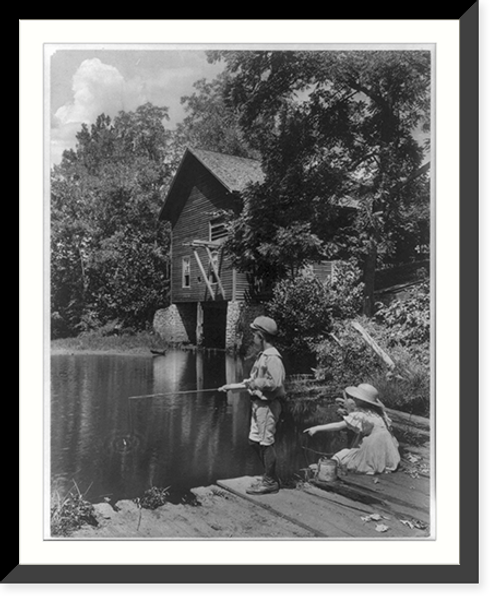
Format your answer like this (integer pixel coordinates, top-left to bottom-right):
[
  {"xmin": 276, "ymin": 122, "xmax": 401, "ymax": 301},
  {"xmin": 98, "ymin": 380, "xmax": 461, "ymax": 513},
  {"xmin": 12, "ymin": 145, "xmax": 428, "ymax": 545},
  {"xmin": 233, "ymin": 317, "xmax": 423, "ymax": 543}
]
[
  {"xmin": 344, "ymin": 383, "xmax": 385, "ymax": 409},
  {"xmin": 250, "ymin": 316, "xmax": 278, "ymax": 337}
]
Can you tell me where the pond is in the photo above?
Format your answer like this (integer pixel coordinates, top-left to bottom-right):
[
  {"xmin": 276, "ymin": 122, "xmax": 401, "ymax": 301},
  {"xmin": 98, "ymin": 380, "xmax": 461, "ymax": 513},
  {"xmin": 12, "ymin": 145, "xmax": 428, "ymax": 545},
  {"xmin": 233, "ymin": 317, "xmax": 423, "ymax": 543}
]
[{"xmin": 50, "ymin": 349, "xmax": 345, "ymax": 506}]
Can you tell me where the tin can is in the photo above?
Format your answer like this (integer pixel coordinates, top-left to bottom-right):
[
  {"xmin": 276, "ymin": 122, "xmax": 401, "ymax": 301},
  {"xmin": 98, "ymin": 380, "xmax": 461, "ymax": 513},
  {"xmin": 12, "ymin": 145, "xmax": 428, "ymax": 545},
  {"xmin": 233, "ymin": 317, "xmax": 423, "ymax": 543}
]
[{"xmin": 317, "ymin": 458, "xmax": 338, "ymax": 482}]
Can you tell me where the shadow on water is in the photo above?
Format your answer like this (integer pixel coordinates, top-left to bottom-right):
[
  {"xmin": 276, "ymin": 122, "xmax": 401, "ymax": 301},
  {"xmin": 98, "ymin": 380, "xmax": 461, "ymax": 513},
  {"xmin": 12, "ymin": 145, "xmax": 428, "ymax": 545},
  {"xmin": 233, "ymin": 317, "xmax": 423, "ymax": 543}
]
[{"xmin": 50, "ymin": 348, "xmax": 345, "ymax": 507}]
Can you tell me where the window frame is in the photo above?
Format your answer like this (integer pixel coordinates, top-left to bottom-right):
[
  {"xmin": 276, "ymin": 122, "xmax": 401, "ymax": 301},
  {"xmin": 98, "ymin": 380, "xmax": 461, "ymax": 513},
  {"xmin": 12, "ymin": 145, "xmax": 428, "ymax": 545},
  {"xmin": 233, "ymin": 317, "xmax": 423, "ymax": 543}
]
[
  {"xmin": 209, "ymin": 217, "xmax": 228, "ymax": 243},
  {"xmin": 182, "ymin": 255, "xmax": 191, "ymax": 289}
]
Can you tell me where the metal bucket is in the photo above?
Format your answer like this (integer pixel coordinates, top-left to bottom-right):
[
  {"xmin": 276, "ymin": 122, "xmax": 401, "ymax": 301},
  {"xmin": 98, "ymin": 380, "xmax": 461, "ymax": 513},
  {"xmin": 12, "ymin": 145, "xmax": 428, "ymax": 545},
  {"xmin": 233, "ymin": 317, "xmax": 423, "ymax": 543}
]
[{"xmin": 317, "ymin": 458, "xmax": 338, "ymax": 482}]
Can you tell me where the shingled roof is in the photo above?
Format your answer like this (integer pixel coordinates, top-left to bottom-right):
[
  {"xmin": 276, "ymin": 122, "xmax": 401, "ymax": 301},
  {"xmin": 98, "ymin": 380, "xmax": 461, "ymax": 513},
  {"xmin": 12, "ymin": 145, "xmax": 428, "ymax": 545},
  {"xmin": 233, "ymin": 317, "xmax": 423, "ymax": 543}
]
[
  {"xmin": 159, "ymin": 147, "xmax": 265, "ymax": 223},
  {"xmin": 188, "ymin": 148, "xmax": 265, "ymax": 192}
]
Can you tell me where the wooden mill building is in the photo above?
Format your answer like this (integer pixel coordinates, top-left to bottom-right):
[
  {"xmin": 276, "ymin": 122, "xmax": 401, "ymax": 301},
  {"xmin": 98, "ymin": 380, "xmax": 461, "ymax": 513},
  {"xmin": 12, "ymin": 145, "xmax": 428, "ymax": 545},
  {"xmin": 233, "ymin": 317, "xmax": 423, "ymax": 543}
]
[
  {"xmin": 153, "ymin": 147, "xmax": 431, "ymax": 349},
  {"xmin": 154, "ymin": 147, "xmax": 264, "ymax": 349},
  {"xmin": 154, "ymin": 147, "xmax": 338, "ymax": 349}
]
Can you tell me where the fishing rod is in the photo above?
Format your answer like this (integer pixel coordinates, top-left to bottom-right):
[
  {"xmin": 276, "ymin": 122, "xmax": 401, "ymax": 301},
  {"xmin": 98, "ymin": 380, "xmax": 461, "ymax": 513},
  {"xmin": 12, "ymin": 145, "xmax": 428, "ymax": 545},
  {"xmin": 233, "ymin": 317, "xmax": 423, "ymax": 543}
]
[
  {"xmin": 129, "ymin": 387, "xmax": 222, "ymax": 401},
  {"xmin": 129, "ymin": 383, "xmax": 342, "ymax": 401}
]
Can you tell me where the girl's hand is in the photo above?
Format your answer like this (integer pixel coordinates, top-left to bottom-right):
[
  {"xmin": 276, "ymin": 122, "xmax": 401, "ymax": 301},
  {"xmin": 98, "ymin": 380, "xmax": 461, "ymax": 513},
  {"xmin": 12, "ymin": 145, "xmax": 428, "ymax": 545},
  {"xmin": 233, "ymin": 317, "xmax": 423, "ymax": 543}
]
[
  {"xmin": 218, "ymin": 384, "xmax": 230, "ymax": 392},
  {"xmin": 303, "ymin": 426, "xmax": 319, "ymax": 437}
]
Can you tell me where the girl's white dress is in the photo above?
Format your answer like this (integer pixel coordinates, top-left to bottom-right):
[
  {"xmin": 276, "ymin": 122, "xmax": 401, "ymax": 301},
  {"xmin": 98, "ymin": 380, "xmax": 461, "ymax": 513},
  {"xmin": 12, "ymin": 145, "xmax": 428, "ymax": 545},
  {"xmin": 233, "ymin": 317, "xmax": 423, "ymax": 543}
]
[{"xmin": 333, "ymin": 409, "xmax": 400, "ymax": 474}]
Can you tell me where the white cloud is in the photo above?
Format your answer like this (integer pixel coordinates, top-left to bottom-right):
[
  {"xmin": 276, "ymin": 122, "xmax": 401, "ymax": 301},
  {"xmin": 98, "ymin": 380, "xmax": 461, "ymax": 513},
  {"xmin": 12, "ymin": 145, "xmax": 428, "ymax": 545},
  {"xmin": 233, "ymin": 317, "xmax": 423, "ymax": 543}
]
[
  {"xmin": 51, "ymin": 58, "xmax": 147, "ymax": 164},
  {"xmin": 55, "ymin": 58, "xmax": 145, "ymax": 125},
  {"xmin": 50, "ymin": 53, "xmax": 225, "ymax": 166}
]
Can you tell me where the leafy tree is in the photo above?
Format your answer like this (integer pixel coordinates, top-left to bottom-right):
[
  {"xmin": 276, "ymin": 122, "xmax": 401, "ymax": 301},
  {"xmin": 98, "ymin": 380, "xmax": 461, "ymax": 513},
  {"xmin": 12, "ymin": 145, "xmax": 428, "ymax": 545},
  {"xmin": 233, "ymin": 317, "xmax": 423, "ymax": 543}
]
[
  {"xmin": 161, "ymin": 73, "xmax": 260, "ymax": 181},
  {"xmin": 175, "ymin": 75, "xmax": 258, "ymax": 158},
  {"xmin": 50, "ymin": 103, "xmax": 171, "ymax": 337},
  {"xmin": 207, "ymin": 50, "xmax": 431, "ymax": 314}
]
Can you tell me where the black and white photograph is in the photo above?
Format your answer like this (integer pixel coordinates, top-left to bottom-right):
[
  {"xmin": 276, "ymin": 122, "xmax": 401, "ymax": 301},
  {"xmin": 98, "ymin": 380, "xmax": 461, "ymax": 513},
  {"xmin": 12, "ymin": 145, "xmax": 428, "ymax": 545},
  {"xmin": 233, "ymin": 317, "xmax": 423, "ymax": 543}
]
[
  {"xmin": 16, "ymin": 11, "xmax": 486, "ymax": 592},
  {"xmin": 47, "ymin": 43, "xmax": 434, "ymax": 541}
]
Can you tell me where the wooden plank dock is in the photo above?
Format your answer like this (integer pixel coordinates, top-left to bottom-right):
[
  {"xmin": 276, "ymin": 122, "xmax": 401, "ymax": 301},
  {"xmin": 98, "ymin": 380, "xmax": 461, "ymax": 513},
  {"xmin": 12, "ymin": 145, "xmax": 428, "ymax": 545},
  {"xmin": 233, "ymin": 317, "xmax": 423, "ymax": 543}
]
[
  {"xmin": 211, "ymin": 409, "xmax": 431, "ymax": 539},
  {"xmin": 70, "ymin": 455, "xmax": 430, "ymax": 539},
  {"xmin": 216, "ymin": 466, "xmax": 430, "ymax": 539},
  {"xmin": 69, "ymin": 410, "xmax": 431, "ymax": 540}
]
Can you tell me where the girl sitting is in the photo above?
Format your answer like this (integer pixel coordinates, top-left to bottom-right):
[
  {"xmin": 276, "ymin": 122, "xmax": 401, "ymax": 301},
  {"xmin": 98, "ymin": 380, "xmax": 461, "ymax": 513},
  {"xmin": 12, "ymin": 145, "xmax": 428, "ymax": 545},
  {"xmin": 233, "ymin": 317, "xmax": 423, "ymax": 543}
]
[{"xmin": 303, "ymin": 383, "xmax": 400, "ymax": 479}]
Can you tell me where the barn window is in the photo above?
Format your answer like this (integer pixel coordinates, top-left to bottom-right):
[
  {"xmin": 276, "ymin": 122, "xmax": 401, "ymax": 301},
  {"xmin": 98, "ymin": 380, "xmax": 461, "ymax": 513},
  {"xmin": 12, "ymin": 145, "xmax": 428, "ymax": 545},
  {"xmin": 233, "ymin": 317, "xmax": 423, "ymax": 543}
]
[
  {"xmin": 209, "ymin": 217, "xmax": 228, "ymax": 242},
  {"xmin": 182, "ymin": 256, "xmax": 191, "ymax": 288}
]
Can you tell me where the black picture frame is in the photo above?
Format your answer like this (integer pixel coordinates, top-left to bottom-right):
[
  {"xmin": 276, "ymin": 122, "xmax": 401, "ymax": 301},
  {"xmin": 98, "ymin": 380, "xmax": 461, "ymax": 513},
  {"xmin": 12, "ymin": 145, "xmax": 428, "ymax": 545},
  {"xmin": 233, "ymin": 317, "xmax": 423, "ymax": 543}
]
[{"xmin": 12, "ymin": 8, "xmax": 478, "ymax": 584}]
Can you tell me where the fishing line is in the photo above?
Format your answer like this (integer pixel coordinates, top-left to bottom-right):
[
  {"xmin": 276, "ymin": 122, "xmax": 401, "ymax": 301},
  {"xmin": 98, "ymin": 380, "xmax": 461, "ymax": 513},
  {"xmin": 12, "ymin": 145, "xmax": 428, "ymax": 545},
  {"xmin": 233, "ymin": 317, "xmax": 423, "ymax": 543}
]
[
  {"xmin": 128, "ymin": 387, "xmax": 222, "ymax": 401},
  {"xmin": 301, "ymin": 445, "xmax": 334, "ymax": 457}
]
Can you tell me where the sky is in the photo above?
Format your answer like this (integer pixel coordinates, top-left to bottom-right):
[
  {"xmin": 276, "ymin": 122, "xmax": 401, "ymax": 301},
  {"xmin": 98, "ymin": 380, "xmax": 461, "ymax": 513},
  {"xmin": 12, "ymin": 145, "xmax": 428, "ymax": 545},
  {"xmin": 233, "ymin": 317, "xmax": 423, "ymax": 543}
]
[
  {"xmin": 49, "ymin": 45, "xmax": 434, "ymax": 169},
  {"xmin": 49, "ymin": 47, "xmax": 225, "ymax": 166}
]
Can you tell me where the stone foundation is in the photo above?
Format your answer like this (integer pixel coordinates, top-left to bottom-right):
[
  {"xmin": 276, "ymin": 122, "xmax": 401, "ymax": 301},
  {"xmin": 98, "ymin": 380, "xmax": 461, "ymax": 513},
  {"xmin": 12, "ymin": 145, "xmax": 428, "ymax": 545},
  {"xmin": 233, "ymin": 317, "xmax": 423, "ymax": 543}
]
[
  {"xmin": 225, "ymin": 301, "xmax": 243, "ymax": 351},
  {"xmin": 153, "ymin": 300, "xmax": 265, "ymax": 351},
  {"xmin": 153, "ymin": 304, "xmax": 197, "ymax": 344}
]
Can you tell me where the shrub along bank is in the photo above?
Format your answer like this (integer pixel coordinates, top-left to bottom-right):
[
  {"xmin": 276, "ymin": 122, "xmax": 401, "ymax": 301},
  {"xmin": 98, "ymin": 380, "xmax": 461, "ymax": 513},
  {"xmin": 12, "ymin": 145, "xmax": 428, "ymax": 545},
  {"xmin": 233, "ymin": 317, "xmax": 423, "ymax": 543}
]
[{"xmin": 266, "ymin": 273, "xmax": 430, "ymax": 418}]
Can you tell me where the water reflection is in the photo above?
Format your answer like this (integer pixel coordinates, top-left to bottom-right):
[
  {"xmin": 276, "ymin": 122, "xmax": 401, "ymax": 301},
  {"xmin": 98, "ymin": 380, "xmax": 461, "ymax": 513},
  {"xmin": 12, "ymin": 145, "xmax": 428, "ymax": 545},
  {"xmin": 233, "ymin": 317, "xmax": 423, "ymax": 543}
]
[
  {"xmin": 52, "ymin": 351, "xmax": 258, "ymax": 504},
  {"xmin": 50, "ymin": 349, "xmax": 343, "ymax": 506}
]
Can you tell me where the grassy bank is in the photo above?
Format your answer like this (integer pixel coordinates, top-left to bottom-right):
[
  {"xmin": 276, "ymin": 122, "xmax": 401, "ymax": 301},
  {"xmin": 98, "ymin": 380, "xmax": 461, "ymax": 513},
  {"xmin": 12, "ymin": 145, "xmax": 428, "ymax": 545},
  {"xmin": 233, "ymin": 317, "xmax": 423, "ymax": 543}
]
[{"xmin": 51, "ymin": 330, "xmax": 170, "ymax": 355}]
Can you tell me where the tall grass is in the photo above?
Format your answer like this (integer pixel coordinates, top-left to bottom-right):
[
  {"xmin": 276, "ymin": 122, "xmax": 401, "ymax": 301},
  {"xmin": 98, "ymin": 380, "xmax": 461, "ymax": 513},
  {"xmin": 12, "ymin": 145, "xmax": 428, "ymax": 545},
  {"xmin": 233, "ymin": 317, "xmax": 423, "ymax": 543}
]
[
  {"xmin": 367, "ymin": 346, "xmax": 431, "ymax": 416},
  {"xmin": 50, "ymin": 484, "xmax": 98, "ymax": 536}
]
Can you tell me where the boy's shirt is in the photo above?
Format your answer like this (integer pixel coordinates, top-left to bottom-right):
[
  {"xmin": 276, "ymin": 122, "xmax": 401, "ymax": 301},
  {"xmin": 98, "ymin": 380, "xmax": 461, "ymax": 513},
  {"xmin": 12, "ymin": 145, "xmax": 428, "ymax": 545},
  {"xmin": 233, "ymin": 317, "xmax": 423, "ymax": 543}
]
[{"xmin": 247, "ymin": 347, "xmax": 286, "ymax": 401}]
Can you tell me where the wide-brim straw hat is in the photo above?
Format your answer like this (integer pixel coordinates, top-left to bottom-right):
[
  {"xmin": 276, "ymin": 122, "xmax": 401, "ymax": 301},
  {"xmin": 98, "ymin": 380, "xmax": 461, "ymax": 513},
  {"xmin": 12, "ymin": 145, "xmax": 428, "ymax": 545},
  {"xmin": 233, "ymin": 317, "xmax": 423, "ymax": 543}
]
[{"xmin": 344, "ymin": 383, "xmax": 385, "ymax": 409}]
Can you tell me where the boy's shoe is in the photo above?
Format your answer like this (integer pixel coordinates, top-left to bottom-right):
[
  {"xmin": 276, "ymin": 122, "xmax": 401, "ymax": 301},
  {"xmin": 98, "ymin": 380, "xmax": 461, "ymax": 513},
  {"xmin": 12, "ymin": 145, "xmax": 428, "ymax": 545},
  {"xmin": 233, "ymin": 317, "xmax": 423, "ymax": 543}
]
[
  {"xmin": 247, "ymin": 476, "xmax": 264, "ymax": 490},
  {"xmin": 246, "ymin": 478, "xmax": 280, "ymax": 495}
]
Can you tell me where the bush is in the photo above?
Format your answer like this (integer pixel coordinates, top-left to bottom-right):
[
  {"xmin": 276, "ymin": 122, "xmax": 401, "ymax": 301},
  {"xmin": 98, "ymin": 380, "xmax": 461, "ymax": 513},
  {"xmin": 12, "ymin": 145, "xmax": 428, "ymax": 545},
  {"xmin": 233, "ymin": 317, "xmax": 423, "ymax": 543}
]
[
  {"xmin": 374, "ymin": 281, "xmax": 430, "ymax": 350},
  {"xmin": 312, "ymin": 317, "xmax": 386, "ymax": 384},
  {"xmin": 312, "ymin": 315, "xmax": 431, "ymax": 416},
  {"xmin": 50, "ymin": 311, "xmax": 70, "ymax": 339},
  {"xmin": 135, "ymin": 486, "xmax": 171, "ymax": 510},
  {"xmin": 265, "ymin": 262, "xmax": 363, "ymax": 355},
  {"xmin": 266, "ymin": 273, "xmax": 431, "ymax": 416},
  {"xmin": 369, "ymin": 347, "xmax": 431, "ymax": 416}
]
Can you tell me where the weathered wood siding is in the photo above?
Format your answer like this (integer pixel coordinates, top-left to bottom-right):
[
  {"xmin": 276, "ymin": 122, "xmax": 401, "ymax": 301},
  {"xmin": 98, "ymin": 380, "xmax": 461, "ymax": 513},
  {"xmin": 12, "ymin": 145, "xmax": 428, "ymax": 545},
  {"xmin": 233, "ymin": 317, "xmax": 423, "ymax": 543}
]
[
  {"xmin": 312, "ymin": 261, "xmax": 334, "ymax": 282},
  {"xmin": 171, "ymin": 165, "xmax": 247, "ymax": 304},
  {"xmin": 234, "ymin": 269, "xmax": 250, "ymax": 302}
]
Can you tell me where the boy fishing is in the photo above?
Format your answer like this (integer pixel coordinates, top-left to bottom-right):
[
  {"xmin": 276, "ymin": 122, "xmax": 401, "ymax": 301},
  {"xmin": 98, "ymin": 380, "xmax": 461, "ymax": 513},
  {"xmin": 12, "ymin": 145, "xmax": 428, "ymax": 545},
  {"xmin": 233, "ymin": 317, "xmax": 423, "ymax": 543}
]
[{"xmin": 218, "ymin": 316, "xmax": 286, "ymax": 495}]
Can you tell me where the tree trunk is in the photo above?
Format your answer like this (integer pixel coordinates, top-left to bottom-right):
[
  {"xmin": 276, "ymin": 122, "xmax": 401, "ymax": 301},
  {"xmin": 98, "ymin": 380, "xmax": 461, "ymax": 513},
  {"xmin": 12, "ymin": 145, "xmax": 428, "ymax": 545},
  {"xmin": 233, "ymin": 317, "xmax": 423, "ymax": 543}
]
[
  {"xmin": 78, "ymin": 246, "xmax": 87, "ymax": 297},
  {"xmin": 362, "ymin": 239, "xmax": 377, "ymax": 316}
]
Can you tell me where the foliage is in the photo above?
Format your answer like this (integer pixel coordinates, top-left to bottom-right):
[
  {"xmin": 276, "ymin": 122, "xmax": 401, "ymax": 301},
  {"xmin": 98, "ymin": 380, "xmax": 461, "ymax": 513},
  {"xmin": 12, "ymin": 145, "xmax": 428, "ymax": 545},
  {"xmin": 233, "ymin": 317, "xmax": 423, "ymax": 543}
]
[
  {"xmin": 312, "ymin": 312, "xmax": 430, "ymax": 416},
  {"xmin": 265, "ymin": 262, "xmax": 363, "ymax": 354},
  {"xmin": 374, "ymin": 280, "xmax": 431, "ymax": 352},
  {"xmin": 51, "ymin": 489, "xmax": 98, "ymax": 536},
  {"xmin": 266, "ymin": 273, "xmax": 336, "ymax": 353},
  {"xmin": 135, "ymin": 486, "xmax": 171, "ymax": 510},
  {"xmin": 326, "ymin": 261, "xmax": 365, "ymax": 317},
  {"xmin": 312, "ymin": 317, "xmax": 386, "ymax": 384},
  {"xmin": 168, "ymin": 75, "xmax": 259, "ymax": 164},
  {"xmin": 208, "ymin": 50, "xmax": 431, "ymax": 312},
  {"xmin": 50, "ymin": 103, "xmax": 171, "ymax": 337},
  {"xmin": 161, "ymin": 72, "xmax": 260, "ymax": 184},
  {"xmin": 371, "ymin": 346, "xmax": 430, "ymax": 415}
]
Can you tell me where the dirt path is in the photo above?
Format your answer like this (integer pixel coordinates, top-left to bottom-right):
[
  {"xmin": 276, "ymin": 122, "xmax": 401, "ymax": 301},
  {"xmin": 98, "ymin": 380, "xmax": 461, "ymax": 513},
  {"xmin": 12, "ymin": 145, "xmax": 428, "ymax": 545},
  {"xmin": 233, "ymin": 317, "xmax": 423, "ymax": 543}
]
[{"xmin": 67, "ymin": 484, "xmax": 317, "ymax": 539}]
